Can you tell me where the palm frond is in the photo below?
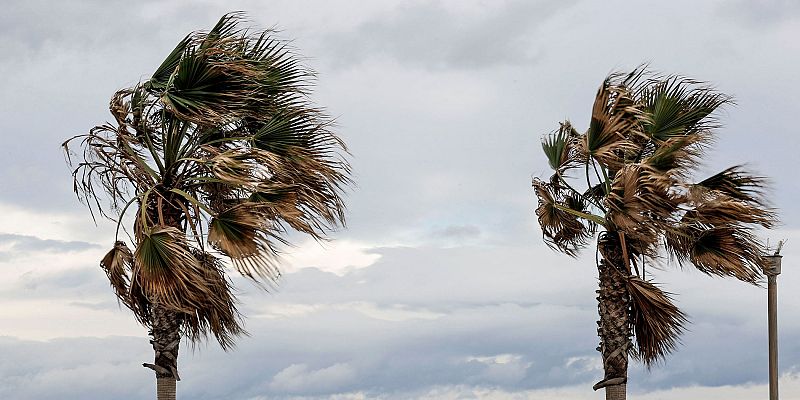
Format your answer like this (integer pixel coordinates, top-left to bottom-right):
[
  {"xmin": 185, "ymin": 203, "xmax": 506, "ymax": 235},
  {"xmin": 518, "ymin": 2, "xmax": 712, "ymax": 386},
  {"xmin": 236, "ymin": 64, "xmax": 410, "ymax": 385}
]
[
  {"xmin": 605, "ymin": 165, "xmax": 674, "ymax": 253},
  {"xmin": 542, "ymin": 121, "xmax": 580, "ymax": 172},
  {"xmin": 639, "ymin": 75, "xmax": 731, "ymax": 142},
  {"xmin": 208, "ymin": 203, "xmax": 281, "ymax": 282},
  {"xmin": 693, "ymin": 166, "xmax": 772, "ymax": 208},
  {"xmin": 133, "ymin": 226, "xmax": 222, "ymax": 312},
  {"xmin": 627, "ymin": 277, "xmax": 687, "ymax": 366},
  {"xmin": 100, "ymin": 241, "xmax": 133, "ymax": 303},
  {"xmin": 665, "ymin": 224, "xmax": 765, "ymax": 284},
  {"xmin": 532, "ymin": 178, "xmax": 596, "ymax": 257},
  {"xmin": 579, "ymin": 75, "xmax": 644, "ymax": 169},
  {"xmin": 182, "ymin": 250, "xmax": 245, "ymax": 350}
]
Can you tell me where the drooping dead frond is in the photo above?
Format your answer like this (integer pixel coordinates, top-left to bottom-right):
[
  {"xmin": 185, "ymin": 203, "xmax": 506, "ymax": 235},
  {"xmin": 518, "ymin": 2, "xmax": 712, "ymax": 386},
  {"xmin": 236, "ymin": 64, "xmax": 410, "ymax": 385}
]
[
  {"xmin": 532, "ymin": 178, "xmax": 597, "ymax": 257},
  {"xmin": 182, "ymin": 250, "xmax": 245, "ymax": 350},
  {"xmin": 100, "ymin": 241, "xmax": 133, "ymax": 304},
  {"xmin": 627, "ymin": 277, "xmax": 687, "ymax": 366}
]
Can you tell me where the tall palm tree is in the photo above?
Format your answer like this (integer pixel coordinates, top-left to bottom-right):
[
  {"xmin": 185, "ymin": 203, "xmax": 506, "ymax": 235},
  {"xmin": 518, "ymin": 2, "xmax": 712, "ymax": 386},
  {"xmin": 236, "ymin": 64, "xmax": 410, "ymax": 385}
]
[
  {"xmin": 532, "ymin": 67, "xmax": 776, "ymax": 400},
  {"xmin": 63, "ymin": 13, "xmax": 351, "ymax": 400}
]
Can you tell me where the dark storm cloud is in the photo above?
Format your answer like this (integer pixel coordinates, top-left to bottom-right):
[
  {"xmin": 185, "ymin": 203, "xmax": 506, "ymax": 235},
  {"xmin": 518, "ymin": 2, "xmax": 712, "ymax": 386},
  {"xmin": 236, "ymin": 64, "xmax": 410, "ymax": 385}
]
[{"xmin": 323, "ymin": 0, "xmax": 578, "ymax": 70}]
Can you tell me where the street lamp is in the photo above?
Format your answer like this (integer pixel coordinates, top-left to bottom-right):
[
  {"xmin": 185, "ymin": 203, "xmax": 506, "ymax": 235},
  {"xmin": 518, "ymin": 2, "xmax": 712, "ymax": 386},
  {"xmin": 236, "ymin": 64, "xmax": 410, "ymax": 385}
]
[{"xmin": 763, "ymin": 242, "xmax": 783, "ymax": 400}]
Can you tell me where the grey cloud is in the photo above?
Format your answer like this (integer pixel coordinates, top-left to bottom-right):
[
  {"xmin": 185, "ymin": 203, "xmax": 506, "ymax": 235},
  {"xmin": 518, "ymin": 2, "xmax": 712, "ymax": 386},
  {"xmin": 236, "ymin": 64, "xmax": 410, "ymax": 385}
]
[
  {"xmin": 323, "ymin": 0, "xmax": 577, "ymax": 70},
  {"xmin": 720, "ymin": 0, "xmax": 800, "ymax": 26},
  {"xmin": 269, "ymin": 363, "xmax": 358, "ymax": 394},
  {"xmin": 0, "ymin": 233, "xmax": 98, "ymax": 260},
  {"xmin": 430, "ymin": 224, "xmax": 482, "ymax": 241}
]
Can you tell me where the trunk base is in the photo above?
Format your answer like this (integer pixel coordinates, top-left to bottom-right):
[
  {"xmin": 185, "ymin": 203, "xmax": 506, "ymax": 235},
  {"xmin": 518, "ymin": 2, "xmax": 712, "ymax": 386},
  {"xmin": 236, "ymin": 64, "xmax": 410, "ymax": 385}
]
[
  {"xmin": 605, "ymin": 383, "xmax": 626, "ymax": 400},
  {"xmin": 157, "ymin": 377, "xmax": 176, "ymax": 400}
]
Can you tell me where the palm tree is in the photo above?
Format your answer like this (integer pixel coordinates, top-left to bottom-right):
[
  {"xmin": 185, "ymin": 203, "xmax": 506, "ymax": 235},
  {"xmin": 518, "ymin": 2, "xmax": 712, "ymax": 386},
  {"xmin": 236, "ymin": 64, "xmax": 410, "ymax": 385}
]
[
  {"xmin": 532, "ymin": 67, "xmax": 776, "ymax": 400},
  {"xmin": 63, "ymin": 13, "xmax": 351, "ymax": 400}
]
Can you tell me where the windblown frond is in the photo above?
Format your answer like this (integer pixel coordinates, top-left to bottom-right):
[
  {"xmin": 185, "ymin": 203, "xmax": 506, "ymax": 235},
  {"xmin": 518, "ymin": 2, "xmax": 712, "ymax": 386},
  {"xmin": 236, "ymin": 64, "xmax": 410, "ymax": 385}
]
[
  {"xmin": 133, "ymin": 226, "xmax": 218, "ymax": 312},
  {"xmin": 665, "ymin": 224, "xmax": 765, "ymax": 284},
  {"xmin": 693, "ymin": 166, "xmax": 772, "ymax": 209},
  {"xmin": 208, "ymin": 203, "xmax": 281, "ymax": 282},
  {"xmin": 532, "ymin": 178, "xmax": 596, "ymax": 257},
  {"xmin": 638, "ymin": 75, "xmax": 731, "ymax": 142},
  {"xmin": 578, "ymin": 75, "xmax": 644, "ymax": 170},
  {"xmin": 543, "ymin": 121, "xmax": 580, "ymax": 172},
  {"xmin": 627, "ymin": 277, "xmax": 687, "ymax": 366}
]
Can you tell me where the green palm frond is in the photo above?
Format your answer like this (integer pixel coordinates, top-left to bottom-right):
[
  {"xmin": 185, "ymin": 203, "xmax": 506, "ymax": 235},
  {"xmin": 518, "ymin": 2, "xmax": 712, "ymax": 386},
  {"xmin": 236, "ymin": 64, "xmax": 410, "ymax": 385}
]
[
  {"xmin": 627, "ymin": 277, "xmax": 687, "ymax": 366},
  {"xmin": 639, "ymin": 75, "xmax": 731, "ymax": 142},
  {"xmin": 148, "ymin": 36, "xmax": 191, "ymax": 91},
  {"xmin": 642, "ymin": 134, "xmax": 705, "ymax": 176},
  {"xmin": 542, "ymin": 121, "xmax": 580, "ymax": 172}
]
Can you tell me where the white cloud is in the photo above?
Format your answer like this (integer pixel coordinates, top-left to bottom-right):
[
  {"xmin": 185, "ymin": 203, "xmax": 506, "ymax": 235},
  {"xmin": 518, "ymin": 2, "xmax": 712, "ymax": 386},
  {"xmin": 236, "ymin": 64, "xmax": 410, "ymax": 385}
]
[
  {"xmin": 270, "ymin": 363, "xmax": 358, "ymax": 393},
  {"xmin": 282, "ymin": 239, "xmax": 382, "ymax": 276},
  {"xmin": 255, "ymin": 301, "xmax": 444, "ymax": 322}
]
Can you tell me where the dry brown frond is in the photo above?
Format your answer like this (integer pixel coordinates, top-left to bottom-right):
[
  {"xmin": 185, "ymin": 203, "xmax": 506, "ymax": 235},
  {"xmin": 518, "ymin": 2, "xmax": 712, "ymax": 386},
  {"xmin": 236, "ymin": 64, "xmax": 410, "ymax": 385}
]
[
  {"xmin": 532, "ymin": 178, "xmax": 594, "ymax": 257},
  {"xmin": 578, "ymin": 78, "xmax": 644, "ymax": 170},
  {"xmin": 182, "ymin": 250, "xmax": 245, "ymax": 350},
  {"xmin": 208, "ymin": 203, "xmax": 281, "ymax": 283},
  {"xmin": 100, "ymin": 241, "xmax": 133, "ymax": 304},
  {"xmin": 133, "ymin": 226, "xmax": 228, "ymax": 313},
  {"xmin": 627, "ymin": 276, "xmax": 687, "ymax": 366}
]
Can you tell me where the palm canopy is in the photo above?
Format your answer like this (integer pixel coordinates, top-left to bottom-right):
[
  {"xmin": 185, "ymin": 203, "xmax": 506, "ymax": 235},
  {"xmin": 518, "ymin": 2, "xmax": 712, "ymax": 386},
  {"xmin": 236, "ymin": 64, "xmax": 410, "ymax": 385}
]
[
  {"xmin": 64, "ymin": 12, "xmax": 351, "ymax": 349},
  {"xmin": 532, "ymin": 67, "xmax": 776, "ymax": 365}
]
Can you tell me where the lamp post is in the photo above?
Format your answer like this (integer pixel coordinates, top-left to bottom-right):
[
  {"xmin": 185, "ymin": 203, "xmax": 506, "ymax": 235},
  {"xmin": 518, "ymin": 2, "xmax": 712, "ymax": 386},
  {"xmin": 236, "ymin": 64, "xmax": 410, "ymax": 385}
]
[{"xmin": 763, "ymin": 251, "xmax": 782, "ymax": 400}]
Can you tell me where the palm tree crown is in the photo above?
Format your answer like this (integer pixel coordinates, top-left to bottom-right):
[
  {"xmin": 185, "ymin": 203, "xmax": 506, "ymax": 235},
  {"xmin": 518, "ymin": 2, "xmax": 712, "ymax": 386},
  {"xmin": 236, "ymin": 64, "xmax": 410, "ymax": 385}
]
[
  {"xmin": 532, "ymin": 67, "xmax": 776, "ymax": 387},
  {"xmin": 64, "ymin": 12, "xmax": 351, "ymax": 349}
]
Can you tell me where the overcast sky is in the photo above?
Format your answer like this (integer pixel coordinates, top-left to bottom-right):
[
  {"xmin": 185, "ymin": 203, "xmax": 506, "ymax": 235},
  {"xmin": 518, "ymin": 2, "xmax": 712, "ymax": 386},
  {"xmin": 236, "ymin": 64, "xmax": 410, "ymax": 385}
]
[{"xmin": 1, "ymin": 1, "xmax": 800, "ymax": 399}]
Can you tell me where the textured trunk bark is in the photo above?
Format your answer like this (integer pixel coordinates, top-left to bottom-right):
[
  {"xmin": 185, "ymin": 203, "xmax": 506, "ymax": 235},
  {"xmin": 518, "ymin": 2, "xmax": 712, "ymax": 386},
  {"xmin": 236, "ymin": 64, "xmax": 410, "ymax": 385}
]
[
  {"xmin": 605, "ymin": 383, "xmax": 626, "ymax": 400},
  {"xmin": 595, "ymin": 232, "xmax": 631, "ymax": 400},
  {"xmin": 147, "ymin": 304, "xmax": 182, "ymax": 400},
  {"xmin": 157, "ymin": 378, "xmax": 177, "ymax": 400}
]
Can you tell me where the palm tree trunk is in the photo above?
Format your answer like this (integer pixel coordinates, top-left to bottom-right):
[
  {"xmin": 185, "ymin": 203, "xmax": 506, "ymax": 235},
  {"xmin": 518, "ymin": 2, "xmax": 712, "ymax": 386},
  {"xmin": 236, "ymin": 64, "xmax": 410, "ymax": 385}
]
[
  {"xmin": 145, "ymin": 303, "xmax": 182, "ymax": 400},
  {"xmin": 594, "ymin": 232, "xmax": 631, "ymax": 400},
  {"xmin": 157, "ymin": 378, "xmax": 176, "ymax": 400}
]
